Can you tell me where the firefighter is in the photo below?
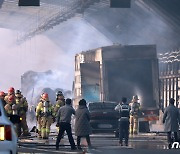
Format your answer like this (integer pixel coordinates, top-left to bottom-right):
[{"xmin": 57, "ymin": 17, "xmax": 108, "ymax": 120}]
[
  {"xmin": 4, "ymin": 87, "xmax": 15, "ymax": 102},
  {"xmin": 54, "ymin": 91, "xmax": 65, "ymax": 135},
  {"xmin": 4, "ymin": 95, "xmax": 16, "ymax": 116},
  {"xmin": 15, "ymin": 90, "xmax": 30, "ymax": 136},
  {"xmin": 54, "ymin": 91, "xmax": 65, "ymax": 114},
  {"xmin": 115, "ymin": 97, "xmax": 130, "ymax": 146},
  {"xmin": 129, "ymin": 95, "xmax": 141, "ymax": 135},
  {"xmin": 0, "ymin": 91, "xmax": 6, "ymax": 107},
  {"xmin": 36, "ymin": 93, "xmax": 44, "ymax": 138},
  {"xmin": 4, "ymin": 95, "xmax": 21, "ymax": 136},
  {"xmin": 36, "ymin": 93, "xmax": 54, "ymax": 139}
]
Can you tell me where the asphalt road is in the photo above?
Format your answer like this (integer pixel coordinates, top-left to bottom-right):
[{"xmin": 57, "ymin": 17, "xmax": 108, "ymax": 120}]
[{"xmin": 17, "ymin": 133, "xmax": 180, "ymax": 154}]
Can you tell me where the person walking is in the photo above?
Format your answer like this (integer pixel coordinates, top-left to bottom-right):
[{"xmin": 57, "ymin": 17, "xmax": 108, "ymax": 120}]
[
  {"xmin": 163, "ymin": 98, "xmax": 180, "ymax": 149},
  {"xmin": 115, "ymin": 97, "xmax": 130, "ymax": 146},
  {"xmin": 56, "ymin": 98, "xmax": 76, "ymax": 150},
  {"xmin": 75, "ymin": 99, "xmax": 92, "ymax": 150}
]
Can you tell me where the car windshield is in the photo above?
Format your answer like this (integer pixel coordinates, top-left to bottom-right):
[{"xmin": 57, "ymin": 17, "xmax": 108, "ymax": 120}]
[{"xmin": 88, "ymin": 102, "xmax": 117, "ymax": 111}]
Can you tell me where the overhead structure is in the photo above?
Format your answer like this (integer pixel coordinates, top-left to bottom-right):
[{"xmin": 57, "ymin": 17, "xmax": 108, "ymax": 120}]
[
  {"xmin": 142, "ymin": 0, "xmax": 180, "ymax": 32},
  {"xmin": 0, "ymin": 0, "xmax": 180, "ymax": 45},
  {"xmin": 18, "ymin": 0, "xmax": 40, "ymax": 6},
  {"xmin": 0, "ymin": 0, "xmax": 103, "ymax": 44},
  {"xmin": 110, "ymin": 0, "xmax": 131, "ymax": 8}
]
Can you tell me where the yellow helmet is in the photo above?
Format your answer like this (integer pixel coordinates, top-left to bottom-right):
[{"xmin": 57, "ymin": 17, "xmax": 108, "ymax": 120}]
[{"xmin": 132, "ymin": 95, "xmax": 139, "ymax": 102}]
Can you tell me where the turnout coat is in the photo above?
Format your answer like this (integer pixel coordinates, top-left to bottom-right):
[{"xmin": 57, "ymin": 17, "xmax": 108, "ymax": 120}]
[
  {"xmin": 163, "ymin": 104, "xmax": 180, "ymax": 132},
  {"xmin": 75, "ymin": 106, "xmax": 92, "ymax": 136}
]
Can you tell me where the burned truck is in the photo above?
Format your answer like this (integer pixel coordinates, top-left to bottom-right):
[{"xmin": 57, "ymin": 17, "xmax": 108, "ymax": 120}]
[{"xmin": 74, "ymin": 44, "xmax": 159, "ymax": 132}]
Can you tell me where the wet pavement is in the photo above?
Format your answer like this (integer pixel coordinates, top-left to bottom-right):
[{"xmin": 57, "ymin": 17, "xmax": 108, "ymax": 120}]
[{"xmin": 17, "ymin": 133, "xmax": 180, "ymax": 153}]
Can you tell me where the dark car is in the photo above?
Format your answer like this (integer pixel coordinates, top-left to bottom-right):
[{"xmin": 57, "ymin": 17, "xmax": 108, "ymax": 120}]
[{"xmin": 88, "ymin": 101, "xmax": 119, "ymax": 135}]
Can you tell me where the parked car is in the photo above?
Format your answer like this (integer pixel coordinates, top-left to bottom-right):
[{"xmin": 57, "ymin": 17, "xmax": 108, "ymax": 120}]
[
  {"xmin": 88, "ymin": 101, "xmax": 118, "ymax": 135},
  {"xmin": 0, "ymin": 100, "xmax": 17, "ymax": 154}
]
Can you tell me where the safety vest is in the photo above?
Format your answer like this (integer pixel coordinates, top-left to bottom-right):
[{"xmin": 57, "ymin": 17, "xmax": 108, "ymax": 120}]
[{"xmin": 120, "ymin": 104, "xmax": 130, "ymax": 120}]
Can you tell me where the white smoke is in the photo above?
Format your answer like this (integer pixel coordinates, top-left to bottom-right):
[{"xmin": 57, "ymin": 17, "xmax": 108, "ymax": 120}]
[
  {"xmin": 0, "ymin": 28, "xmax": 64, "ymax": 92},
  {"xmin": 0, "ymin": 17, "xmax": 112, "ymax": 95},
  {"xmin": 25, "ymin": 70, "xmax": 73, "ymax": 105}
]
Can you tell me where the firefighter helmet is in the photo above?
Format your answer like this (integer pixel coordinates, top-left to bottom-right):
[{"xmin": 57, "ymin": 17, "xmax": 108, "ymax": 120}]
[
  {"xmin": 56, "ymin": 91, "xmax": 64, "ymax": 100},
  {"xmin": 56, "ymin": 91, "xmax": 63, "ymax": 96},
  {"xmin": 0, "ymin": 91, "xmax": 5, "ymax": 97},
  {"xmin": 16, "ymin": 90, "xmax": 21, "ymax": 94},
  {"xmin": 15, "ymin": 89, "xmax": 22, "ymax": 98},
  {"xmin": 132, "ymin": 95, "xmax": 139, "ymax": 102},
  {"xmin": 8, "ymin": 87, "xmax": 15, "ymax": 94},
  {"xmin": 42, "ymin": 93, "xmax": 49, "ymax": 101}
]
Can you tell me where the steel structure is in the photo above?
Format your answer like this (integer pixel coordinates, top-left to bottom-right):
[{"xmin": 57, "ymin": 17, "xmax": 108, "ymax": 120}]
[
  {"xmin": 159, "ymin": 49, "xmax": 180, "ymax": 110},
  {"xmin": 0, "ymin": 0, "xmax": 180, "ymax": 46},
  {"xmin": 0, "ymin": 0, "xmax": 107, "ymax": 43}
]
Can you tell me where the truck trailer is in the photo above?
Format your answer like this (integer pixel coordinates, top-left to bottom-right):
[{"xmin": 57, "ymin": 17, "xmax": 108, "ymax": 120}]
[{"xmin": 74, "ymin": 44, "xmax": 160, "ymax": 132}]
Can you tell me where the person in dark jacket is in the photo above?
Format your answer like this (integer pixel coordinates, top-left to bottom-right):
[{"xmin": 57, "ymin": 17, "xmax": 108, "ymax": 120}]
[
  {"xmin": 115, "ymin": 97, "xmax": 130, "ymax": 146},
  {"xmin": 163, "ymin": 98, "xmax": 180, "ymax": 149},
  {"xmin": 55, "ymin": 98, "xmax": 76, "ymax": 150},
  {"xmin": 75, "ymin": 99, "xmax": 92, "ymax": 150}
]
